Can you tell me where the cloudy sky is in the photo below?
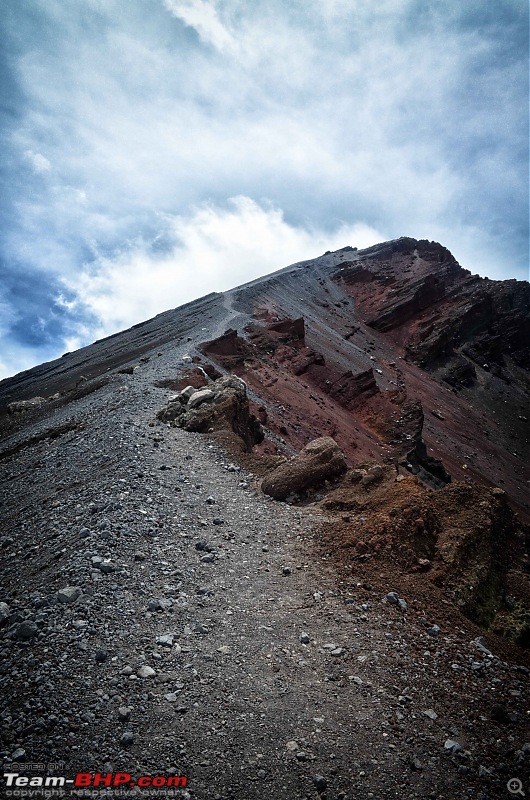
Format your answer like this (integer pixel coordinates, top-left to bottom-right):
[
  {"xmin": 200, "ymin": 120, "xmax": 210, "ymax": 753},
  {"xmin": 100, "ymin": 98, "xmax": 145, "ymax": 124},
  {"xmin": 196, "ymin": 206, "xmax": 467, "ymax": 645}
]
[{"xmin": 0, "ymin": 0, "xmax": 528, "ymax": 379}]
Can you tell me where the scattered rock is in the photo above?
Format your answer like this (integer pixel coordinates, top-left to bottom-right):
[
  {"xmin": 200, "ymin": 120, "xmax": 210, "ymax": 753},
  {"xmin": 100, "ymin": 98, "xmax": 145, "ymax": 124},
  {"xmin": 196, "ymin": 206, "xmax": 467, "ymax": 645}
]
[
  {"xmin": 0, "ymin": 601, "xmax": 10, "ymax": 625},
  {"xmin": 120, "ymin": 731, "xmax": 135, "ymax": 747},
  {"xmin": 137, "ymin": 665, "xmax": 156, "ymax": 678},
  {"xmin": 57, "ymin": 586, "xmax": 83, "ymax": 604},
  {"xmin": 14, "ymin": 620, "xmax": 38, "ymax": 640}
]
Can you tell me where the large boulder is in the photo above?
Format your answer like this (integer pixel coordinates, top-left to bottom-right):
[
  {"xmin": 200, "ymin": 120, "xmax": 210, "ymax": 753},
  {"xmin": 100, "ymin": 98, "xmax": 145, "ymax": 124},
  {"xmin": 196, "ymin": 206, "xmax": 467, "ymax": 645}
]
[{"xmin": 261, "ymin": 437, "xmax": 347, "ymax": 500}]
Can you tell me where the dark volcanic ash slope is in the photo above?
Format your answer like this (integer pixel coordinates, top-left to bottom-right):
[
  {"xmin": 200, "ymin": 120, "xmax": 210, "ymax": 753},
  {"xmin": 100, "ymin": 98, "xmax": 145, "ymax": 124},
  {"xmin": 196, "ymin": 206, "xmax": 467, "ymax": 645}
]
[{"xmin": 0, "ymin": 239, "xmax": 529, "ymax": 799}]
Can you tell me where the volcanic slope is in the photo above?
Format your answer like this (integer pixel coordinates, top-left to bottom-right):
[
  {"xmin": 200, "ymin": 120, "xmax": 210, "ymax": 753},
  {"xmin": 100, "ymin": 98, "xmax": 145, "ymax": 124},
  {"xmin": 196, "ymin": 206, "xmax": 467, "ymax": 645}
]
[
  {"xmin": 200, "ymin": 238, "xmax": 530, "ymax": 521},
  {"xmin": 0, "ymin": 238, "xmax": 529, "ymax": 799}
]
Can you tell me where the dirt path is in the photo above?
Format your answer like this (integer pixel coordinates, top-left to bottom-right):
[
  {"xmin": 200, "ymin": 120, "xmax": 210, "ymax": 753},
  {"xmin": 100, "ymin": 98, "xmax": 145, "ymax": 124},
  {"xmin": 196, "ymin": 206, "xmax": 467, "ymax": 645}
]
[{"xmin": 0, "ymin": 355, "xmax": 528, "ymax": 800}]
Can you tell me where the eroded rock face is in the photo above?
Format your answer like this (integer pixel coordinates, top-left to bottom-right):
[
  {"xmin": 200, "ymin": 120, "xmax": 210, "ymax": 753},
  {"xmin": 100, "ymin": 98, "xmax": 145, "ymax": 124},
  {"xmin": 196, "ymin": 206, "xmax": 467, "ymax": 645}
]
[
  {"xmin": 157, "ymin": 375, "xmax": 262, "ymax": 452},
  {"xmin": 261, "ymin": 437, "xmax": 347, "ymax": 500},
  {"xmin": 320, "ymin": 466, "xmax": 530, "ymax": 642}
]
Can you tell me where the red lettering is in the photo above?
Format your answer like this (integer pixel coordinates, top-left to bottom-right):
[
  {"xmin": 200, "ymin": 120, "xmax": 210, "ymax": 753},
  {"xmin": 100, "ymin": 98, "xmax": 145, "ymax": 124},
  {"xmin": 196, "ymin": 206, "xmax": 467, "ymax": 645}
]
[
  {"xmin": 113, "ymin": 773, "xmax": 132, "ymax": 786},
  {"xmin": 137, "ymin": 776, "xmax": 151, "ymax": 787},
  {"xmin": 152, "ymin": 777, "xmax": 165, "ymax": 787},
  {"xmin": 167, "ymin": 776, "xmax": 187, "ymax": 787},
  {"xmin": 92, "ymin": 773, "xmax": 113, "ymax": 787},
  {"xmin": 74, "ymin": 774, "xmax": 93, "ymax": 787}
]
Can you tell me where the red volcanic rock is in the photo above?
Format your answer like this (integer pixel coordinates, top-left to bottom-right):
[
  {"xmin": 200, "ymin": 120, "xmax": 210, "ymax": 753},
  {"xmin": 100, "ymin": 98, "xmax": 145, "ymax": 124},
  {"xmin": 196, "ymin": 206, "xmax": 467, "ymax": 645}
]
[
  {"xmin": 322, "ymin": 368, "xmax": 379, "ymax": 408},
  {"xmin": 261, "ymin": 437, "xmax": 347, "ymax": 500},
  {"xmin": 200, "ymin": 329, "xmax": 252, "ymax": 367}
]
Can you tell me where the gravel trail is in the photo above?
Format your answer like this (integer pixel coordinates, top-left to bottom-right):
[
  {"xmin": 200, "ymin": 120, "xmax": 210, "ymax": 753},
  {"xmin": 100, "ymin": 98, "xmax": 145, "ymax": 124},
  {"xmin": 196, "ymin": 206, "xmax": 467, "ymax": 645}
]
[{"xmin": 1, "ymin": 354, "xmax": 528, "ymax": 800}]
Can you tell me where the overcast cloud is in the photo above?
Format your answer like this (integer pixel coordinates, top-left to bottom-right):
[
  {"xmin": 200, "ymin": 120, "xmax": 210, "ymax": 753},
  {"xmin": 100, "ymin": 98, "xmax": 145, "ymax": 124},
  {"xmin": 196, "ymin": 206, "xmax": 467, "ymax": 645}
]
[{"xmin": 0, "ymin": 0, "xmax": 528, "ymax": 379}]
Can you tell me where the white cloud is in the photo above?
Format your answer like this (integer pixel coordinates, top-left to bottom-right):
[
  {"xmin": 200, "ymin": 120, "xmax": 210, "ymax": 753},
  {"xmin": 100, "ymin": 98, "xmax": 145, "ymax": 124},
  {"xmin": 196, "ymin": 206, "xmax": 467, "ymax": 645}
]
[
  {"xmin": 62, "ymin": 196, "xmax": 384, "ymax": 340},
  {"xmin": 162, "ymin": 0, "xmax": 237, "ymax": 53},
  {"xmin": 0, "ymin": 1, "xmax": 526, "ymax": 378},
  {"xmin": 24, "ymin": 150, "xmax": 51, "ymax": 173}
]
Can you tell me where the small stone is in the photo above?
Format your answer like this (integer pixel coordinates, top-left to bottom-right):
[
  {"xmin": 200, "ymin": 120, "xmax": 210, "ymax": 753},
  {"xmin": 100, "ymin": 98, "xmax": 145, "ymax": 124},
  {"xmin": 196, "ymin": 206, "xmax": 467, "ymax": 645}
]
[
  {"xmin": 212, "ymin": 517, "xmax": 225, "ymax": 525},
  {"xmin": 295, "ymin": 751, "xmax": 307, "ymax": 762},
  {"xmin": 164, "ymin": 693, "xmax": 179, "ymax": 702},
  {"xmin": 331, "ymin": 647, "xmax": 344, "ymax": 657},
  {"xmin": 95, "ymin": 650, "xmax": 108, "ymax": 663},
  {"xmin": 188, "ymin": 388, "xmax": 215, "ymax": 408},
  {"xmin": 423, "ymin": 709, "xmax": 438, "ymax": 721},
  {"xmin": 57, "ymin": 586, "xmax": 83, "ymax": 604},
  {"xmin": 385, "ymin": 592, "xmax": 399, "ymax": 604},
  {"xmin": 147, "ymin": 599, "xmax": 162, "ymax": 611},
  {"xmin": 473, "ymin": 636, "xmax": 492, "ymax": 655},
  {"xmin": 313, "ymin": 774, "xmax": 327, "ymax": 792},
  {"xmin": 217, "ymin": 645, "xmax": 231, "ymax": 655},
  {"xmin": 398, "ymin": 598, "xmax": 408, "ymax": 611},
  {"xmin": 157, "ymin": 634, "xmax": 177, "ymax": 648},
  {"xmin": 408, "ymin": 755, "xmax": 423, "ymax": 771},
  {"xmin": 118, "ymin": 707, "xmax": 132, "ymax": 721},
  {"xmin": 14, "ymin": 620, "xmax": 38, "ymax": 640},
  {"xmin": 200, "ymin": 553, "xmax": 215, "ymax": 563},
  {"xmin": 0, "ymin": 602, "xmax": 10, "ymax": 625},
  {"xmin": 11, "ymin": 748, "xmax": 26, "ymax": 762},
  {"xmin": 195, "ymin": 624, "xmax": 209, "ymax": 634},
  {"xmin": 120, "ymin": 731, "xmax": 135, "ymax": 747},
  {"xmin": 286, "ymin": 741, "xmax": 298, "ymax": 751},
  {"xmin": 137, "ymin": 665, "xmax": 156, "ymax": 678},
  {"xmin": 205, "ymin": 496, "xmax": 216, "ymax": 505},
  {"xmin": 427, "ymin": 624, "xmax": 441, "ymax": 637},
  {"xmin": 121, "ymin": 665, "xmax": 134, "ymax": 675},
  {"xmin": 300, "ymin": 632, "xmax": 310, "ymax": 644},
  {"xmin": 444, "ymin": 739, "xmax": 462, "ymax": 754},
  {"xmin": 282, "ymin": 567, "xmax": 291, "ymax": 576}
]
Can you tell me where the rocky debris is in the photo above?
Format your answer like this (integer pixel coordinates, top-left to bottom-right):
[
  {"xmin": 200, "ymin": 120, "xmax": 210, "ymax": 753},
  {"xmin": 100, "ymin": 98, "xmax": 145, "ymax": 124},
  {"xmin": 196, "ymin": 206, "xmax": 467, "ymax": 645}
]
[
  {"xmin": 320, "ymin": 465, "xmax": 529, "ymax": 639},
  {"xmin": 157, "ymin": 375, "xmax": 263, "ymax": 452},
  {"xmin": 261, "ymin": 437, "xmax": 347, "ymax": 500},
  {"xmin": 7, "ymin": 397, "xmax": 46, "ymax": 413}
]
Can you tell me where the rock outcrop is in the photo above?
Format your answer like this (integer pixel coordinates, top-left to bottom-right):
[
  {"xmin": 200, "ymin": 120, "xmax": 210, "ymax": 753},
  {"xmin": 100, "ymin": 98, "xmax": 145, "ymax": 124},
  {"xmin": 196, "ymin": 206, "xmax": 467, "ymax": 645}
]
[{"xmin": 158, "ymin": 375, "xmax": 263, "ymax": 451}]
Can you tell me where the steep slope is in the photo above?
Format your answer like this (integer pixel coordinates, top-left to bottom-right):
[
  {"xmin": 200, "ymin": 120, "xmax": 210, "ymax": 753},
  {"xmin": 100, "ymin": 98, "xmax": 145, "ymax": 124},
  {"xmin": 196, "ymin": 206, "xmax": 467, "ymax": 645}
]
[{"xmin": 1, "ymin": 239, "xmax": 529, "ymax": 796}]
